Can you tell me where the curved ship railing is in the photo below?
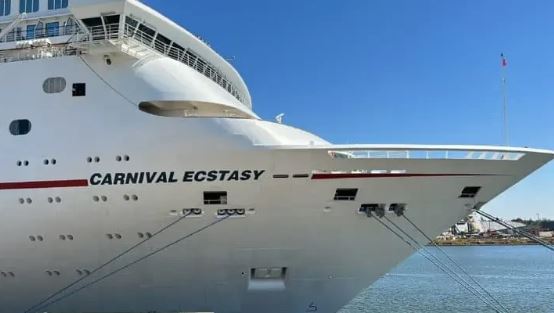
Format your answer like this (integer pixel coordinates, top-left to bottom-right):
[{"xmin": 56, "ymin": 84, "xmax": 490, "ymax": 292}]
[{"xmin": 75, "ymin": 23, "xmax": 246, "ymax": 105}]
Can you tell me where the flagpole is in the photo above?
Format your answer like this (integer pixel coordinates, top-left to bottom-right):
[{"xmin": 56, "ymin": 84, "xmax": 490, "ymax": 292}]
[{"xmin": 501, "ymin": 53, "xmax": 509, "ymax": 146}]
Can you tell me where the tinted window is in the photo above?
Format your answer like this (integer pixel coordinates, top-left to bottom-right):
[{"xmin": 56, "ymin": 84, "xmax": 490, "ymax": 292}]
[
  {"xmin": 20, "ymin": 0, "xmax": 38, "ymax": 13},
  {"xmin": 10, "ymin": 120, "xmax": 32, "ymax": 136},
  {"xmin": 48, "ymin": 0, "xmax": 68, "ymax": 10},
  {"xmin": 46, "ymin": 22, "xmax": 59, "ymax": 37},
  {"xmin": 26, "ymin": 24, "xmax": 35, "ymax": 39},
  {"xmin": 0, "ymin": 0, "xmax": 11, "ymax": 16},
  {"xmin": 43, "ymin": 77, "xmax": 66, "ymax": 93}
]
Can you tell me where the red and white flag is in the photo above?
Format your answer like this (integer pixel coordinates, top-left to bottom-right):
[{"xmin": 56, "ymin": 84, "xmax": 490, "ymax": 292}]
[{"xmin": 501, "ymin": 53, "xmax": 508, "ymax": 67}]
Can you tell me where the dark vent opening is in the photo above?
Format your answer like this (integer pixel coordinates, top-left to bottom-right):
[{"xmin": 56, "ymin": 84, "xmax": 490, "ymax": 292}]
[
  {"xmin": 72, "ymin": 83, "xmax": 86, "ymax": 96},
  {"xmin": 459, "ymin": 186, "xmax": 481, "ymax": 198},
  {"xmin": 334, "ymin": 188, "xmax": 358, "ymax": 201},
  {"xmin": 204, "ymin": 191, "xmax": 227, "ymax": 205}
]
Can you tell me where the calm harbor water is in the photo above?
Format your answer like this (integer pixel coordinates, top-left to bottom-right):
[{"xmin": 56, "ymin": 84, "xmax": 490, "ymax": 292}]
[{"xmin": 340, "ymin": 245, "xmax": 554, "ymax": 313}]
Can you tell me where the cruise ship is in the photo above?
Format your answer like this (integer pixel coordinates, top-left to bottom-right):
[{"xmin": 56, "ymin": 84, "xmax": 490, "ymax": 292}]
[{"xmin": 0, "ymin": 1, "xmax": 552, "ymax": 312}]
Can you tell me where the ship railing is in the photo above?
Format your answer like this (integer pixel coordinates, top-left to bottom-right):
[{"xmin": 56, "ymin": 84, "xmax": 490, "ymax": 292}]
[
  {"xmin": 0, "ymin": 24, "xmax": 80, "ymax": 43},
  {"xmin": 0, "ymin": 46, "xmax": 80, "ymax": 63},
  {"xmin": 328, "ymin": 149, "xmax": 525, "ymax": 161},
  {"xmin": 75, "ymin": 23, "xmax": 244, "ymax": 104}
]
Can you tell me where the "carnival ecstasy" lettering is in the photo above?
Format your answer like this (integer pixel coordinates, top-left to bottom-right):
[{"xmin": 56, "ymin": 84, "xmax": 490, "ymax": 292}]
[{"xmin": 89, "ymin": 170, "xmax": 265, "ymax": 186}]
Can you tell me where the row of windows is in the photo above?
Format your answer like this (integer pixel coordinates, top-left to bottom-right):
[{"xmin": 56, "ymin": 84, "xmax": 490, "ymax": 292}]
[
  {"xmin": 48, "ymin": 0, "xmax": 67, "ymax": 10},
  {"xmin": 0, "ymin": 0, "xmax": 68, "ymax": 16},
  {"xmin": 20, "ymin": 0, "xmax": 67, "ymax": 14},
  {"xmin": 26, "ymin": 22, "xmax": 63, "ymax": 39},
  {"xmin": 19, "ymin": 0, "xmax": 38, "ymax": 13},
  {"xmin": 0, "ymin": 19, "xmax": 76, "ymax": 43}
]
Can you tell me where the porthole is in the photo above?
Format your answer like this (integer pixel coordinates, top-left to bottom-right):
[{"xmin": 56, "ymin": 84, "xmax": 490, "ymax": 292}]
[
  {"xmin": 124, "ymin": 155, "xmax": 130, "ymax": 161},
  {"xmin": 16, "ymin": 161, "xmax": 22, "ymax": 166},
  {"xmin": 43, "ymin": 77, "xmax": 67, "ymax": 94},
  {"xmin": 67, "ymin": 235, "xmax": 74, "ymax": 240},
  {"xmin": 59, "ymin": 235, "xmax": 66, "ymax": 240},
  {"xmin": 23, "ymin": 160, "xmax": 29, "ymax": 166},
  {"xmin": 37, "ymin": 236, "xmax": 43, "ymax": 241},
  {"xmin": 47, "ymin": 197, "xmax": 53, "ymax": 203},
  {"xmin": 44, "ymin": 159, "xmax": 49, "ymax": 165},
  {"xmin": 26, "ymin": 198, "xmax": 32, "ymax": 204},
  {"xmin": 9, "ymin": 119, "xmax": 31, "ymax": 136},
  {"xmin": 86, "ymin": 157, "xmax": 92, "ymax": 163},
  {"xmin": 92, "ymin": 195, "xmax": 99, "ymax": 202},
  {"xmin": 101, "ymin": 195, "xmax": 107, "ymax": 202},
  {"xmin": 94, "ymin": 156, "xmax": 100, "ymax": 163},
  {"xmin": 55, "ymin": 197, "xmax": 61, "ymax": 203},
  {"xmin": 123, "ymin": 194, "xmax": 130, "ymax": 201},
  {"xmin": 51, "ymin": 159, "xmax": 57, "ymax": 165},
  {"xmin": 131, "ymin": 195, "xmax": 138, "ymax": 201},
  {"xmin": 116, "ymin": 155, "xmax": 122, "ymax": 162}
]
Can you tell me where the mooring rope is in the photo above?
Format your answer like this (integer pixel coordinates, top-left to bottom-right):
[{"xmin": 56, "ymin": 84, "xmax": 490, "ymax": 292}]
[
  {"xmin": 30, "ymin": 215, "xmax": 231, "ymax": 313},
  {"xmin": 370, "ymin": 212, "xmax": 506, "ymax": 313},
  {"xmin": 24, "ymin": 211, "xmax": 197, "ymax": 313}
]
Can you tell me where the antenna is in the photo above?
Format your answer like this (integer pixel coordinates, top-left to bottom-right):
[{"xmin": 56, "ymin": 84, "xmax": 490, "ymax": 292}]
[
  {"xmin": 500, "ymin": 53, "xmax": 509, "ymax": 146},
  {"xmin": 275, "ymin": 113, "xmax": 285, "ymax": 124}
]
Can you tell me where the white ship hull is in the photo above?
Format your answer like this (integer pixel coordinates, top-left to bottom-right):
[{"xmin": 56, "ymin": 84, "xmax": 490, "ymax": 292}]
[{"xmin": 0, "ymin": 1, "xmax": 551, "ymax": 312}]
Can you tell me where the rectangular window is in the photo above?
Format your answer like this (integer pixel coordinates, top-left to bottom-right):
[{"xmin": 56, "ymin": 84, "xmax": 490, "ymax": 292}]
[
  {"xmin": 26, "ymin": 24, "xmax": 35, "ymax": 39},
  {"xmin": 46, "ymin": 22, "xmax": 59, "ymax": 37},
  {"xmin": 137, "ymin": 24, "xmax": 156, "ymax": 45},
  {"xmin": 20, "ymin": 0, "xmax": 38, "ymax": 13},
  {"xmin": 48, "ymin": 0, "xmax": 67, "ymax": 10},
  {"xmin": 103, "ymin": 15, "xmax": 120, "ymax": 39},
  {"xmin": 0, "ymin": 0, "xmax": 11, "ymax": 16},
  {"xmin": 168, "ymin": 43, "xmax": 185, "ymax": 60},
  {"xmin": 334, "ymin": 188, "xmax": 358, "ymax": 201},
  {"xmin": 203, "ymin": 191, "xmax": 227, "ymax": 205},
  {"xmin": 125, "ymin": 16, "xmax": 138, "ymax": 36}
]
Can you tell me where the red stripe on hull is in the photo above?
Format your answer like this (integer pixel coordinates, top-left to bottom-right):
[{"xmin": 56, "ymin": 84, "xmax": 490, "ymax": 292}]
[
  {"xmin": 311, "ymin": 173, "xmax": 493, "ymax": 180},
  {"xmin": 0, "ymin": 179, "xmax": 89, "ymax": 190}
]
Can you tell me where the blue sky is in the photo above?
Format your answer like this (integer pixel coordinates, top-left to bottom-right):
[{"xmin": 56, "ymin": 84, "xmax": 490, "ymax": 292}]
[{"xmin": 144, "ymin": 0, "xmax": 554, "ymax": 219}]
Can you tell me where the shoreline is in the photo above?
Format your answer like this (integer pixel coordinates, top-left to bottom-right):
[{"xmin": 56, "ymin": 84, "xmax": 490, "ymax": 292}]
[{"xmin": 433, "ymin": 238, "xmax": 554, "ymax": 246}]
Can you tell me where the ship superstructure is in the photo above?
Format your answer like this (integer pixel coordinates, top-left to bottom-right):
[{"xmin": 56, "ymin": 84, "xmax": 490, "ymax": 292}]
[{"xmin": 0, "ymin": 1, "xmax": 552, "ymax": 313}]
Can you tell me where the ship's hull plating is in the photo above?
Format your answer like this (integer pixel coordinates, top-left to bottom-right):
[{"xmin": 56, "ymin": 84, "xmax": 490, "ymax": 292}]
[{"xmin": 0, "ymin": 56, "xmax": 552, "ymax": 313}]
